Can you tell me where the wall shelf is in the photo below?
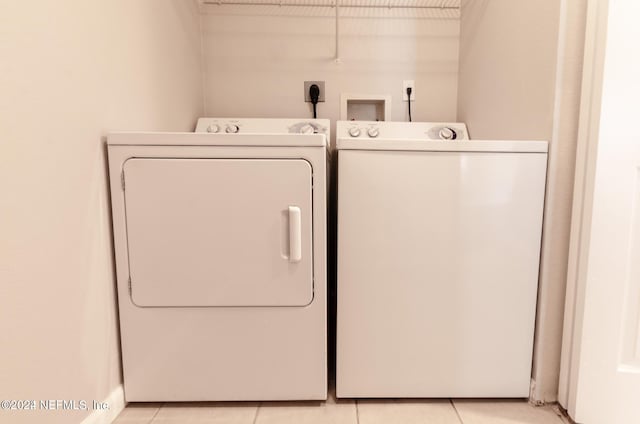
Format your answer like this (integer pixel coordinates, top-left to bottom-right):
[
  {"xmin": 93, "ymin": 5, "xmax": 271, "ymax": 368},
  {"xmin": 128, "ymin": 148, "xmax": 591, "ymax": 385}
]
[
  {"xmin": 202, "ymin": 0, "xmax": 460, "ymax": 9},
  {"xmin": 201, "ymin": 0, "xmax": 459, "ymax": 62}
]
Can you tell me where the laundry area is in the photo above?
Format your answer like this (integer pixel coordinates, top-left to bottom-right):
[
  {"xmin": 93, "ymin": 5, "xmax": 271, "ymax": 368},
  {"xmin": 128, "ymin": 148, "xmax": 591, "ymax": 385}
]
[{"xmin": 1, "ymin": 1, "xmax": 639, "ymax": 424}]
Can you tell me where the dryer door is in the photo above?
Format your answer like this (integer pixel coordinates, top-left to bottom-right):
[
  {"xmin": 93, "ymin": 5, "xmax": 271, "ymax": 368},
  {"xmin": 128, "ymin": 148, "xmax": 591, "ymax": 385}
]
[{"xmin": 123, "ymin": 158, "xmax": 314, "ymax": 307}]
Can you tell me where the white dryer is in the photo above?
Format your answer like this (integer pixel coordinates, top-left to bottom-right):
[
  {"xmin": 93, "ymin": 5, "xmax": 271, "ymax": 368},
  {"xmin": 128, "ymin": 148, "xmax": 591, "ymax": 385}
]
[
  {"xmin": 108, "ymin": 118, "xmax": 329, "ymax": 401},
  {"xmin": 336, "ymin": 120, "xmax": 548, "ymax": 398}
]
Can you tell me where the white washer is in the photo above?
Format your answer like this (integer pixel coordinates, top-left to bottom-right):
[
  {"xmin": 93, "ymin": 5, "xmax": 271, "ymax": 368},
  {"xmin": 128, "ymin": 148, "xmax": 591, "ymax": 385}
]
[
  {"xmin": 336, "ymin": 120, "xmax": 548, "ymax": 398},
  {"xmin": 108, "ymin": 118, "xmax": 329, "ymax": 401}
]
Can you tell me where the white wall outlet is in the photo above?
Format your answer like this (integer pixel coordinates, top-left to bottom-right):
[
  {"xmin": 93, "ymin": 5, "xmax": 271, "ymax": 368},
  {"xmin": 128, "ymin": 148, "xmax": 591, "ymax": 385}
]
[
  {"xmin": 304, "ymin": 81, "xmax": 325, "ymax": 102},
  {"xmin": 403, "ymin": 80, "xmax": 415, "ymax": 101}
]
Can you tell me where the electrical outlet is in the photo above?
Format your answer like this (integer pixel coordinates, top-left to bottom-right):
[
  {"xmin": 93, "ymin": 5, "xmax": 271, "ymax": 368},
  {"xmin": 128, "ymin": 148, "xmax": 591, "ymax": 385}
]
[
  {"xmin": 403, "ymin": 80, "xmax": 415, "ymax": 101},
  {"xmin": 304, "ymin": 81, "xmax": 325, "ymax": 102}
]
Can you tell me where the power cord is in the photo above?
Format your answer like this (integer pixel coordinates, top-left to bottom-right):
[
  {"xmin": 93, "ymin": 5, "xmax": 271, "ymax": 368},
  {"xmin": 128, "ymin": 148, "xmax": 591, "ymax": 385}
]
[
  {"xmin": 406, "ymin": 86, "xmax": 412, "ymax": 122},
  {"xmin": 310, "ymin": 84, "xmax": 320, "ymax": 119}
]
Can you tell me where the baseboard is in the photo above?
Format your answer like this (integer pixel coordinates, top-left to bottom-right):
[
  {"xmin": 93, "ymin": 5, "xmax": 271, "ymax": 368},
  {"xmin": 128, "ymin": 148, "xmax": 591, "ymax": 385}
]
[
  {"xmin": 529, "ymin": 378, "xmax": 545, "ymax": 406},
  {"xmin": 80, "ymin": 385, "xmax": 126, "ymax": 424}
]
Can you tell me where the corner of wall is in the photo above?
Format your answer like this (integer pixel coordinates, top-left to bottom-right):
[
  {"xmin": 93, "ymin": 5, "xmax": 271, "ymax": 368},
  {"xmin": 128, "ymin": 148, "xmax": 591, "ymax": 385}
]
[
  {"xmin": 532, "ymin": 0, "xmax": 589, "ymax": 404},
  {"xmin": 80, "ymin": 386, "xmax": 125, "ymax": 424}
]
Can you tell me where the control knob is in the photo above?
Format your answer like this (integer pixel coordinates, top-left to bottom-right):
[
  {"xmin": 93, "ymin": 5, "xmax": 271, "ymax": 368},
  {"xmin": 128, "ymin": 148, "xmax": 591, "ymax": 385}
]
[
  {"xmin": 226, "ymin": 124, "xmax": 240, "ymax": 134},
  {"xmin": 348, "ymin": 127, "xmax": 361, "ymax": 137},
  {"xmin": 438, "ymin": 127, "xmax": 456, "ymax": 140},
  {"xmin": 207, "ymin": 124, "xmax": 220, "ymax": 133},
  {"xmin": 367, "ymin": 127, "xmax": 380, "ymax": 138},
  {"xmin": 299, "ymin": 124, "xmax": 315, "ymax": 134}
]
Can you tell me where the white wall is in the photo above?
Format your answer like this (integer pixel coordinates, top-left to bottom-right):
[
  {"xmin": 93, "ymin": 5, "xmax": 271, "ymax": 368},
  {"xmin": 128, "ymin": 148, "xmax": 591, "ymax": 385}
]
[
  {"xmin": 457, "ymin": 0, "xmax": 560, "ymax": 140},
  {"xmin": 0, "ymin": 1, "xmax": 203, "ymax": 423},
  {"xmin": 532, "ymin": 0, "xmax": 587, "ymax": 403},
  {"xmin": 201, "ymin": 6, "xmax": 460, "ymax": 133}
]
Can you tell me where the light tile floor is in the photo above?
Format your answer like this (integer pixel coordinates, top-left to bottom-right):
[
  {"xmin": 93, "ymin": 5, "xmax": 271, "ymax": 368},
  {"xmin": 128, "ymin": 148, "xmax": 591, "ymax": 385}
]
[{"xmin": 114, "ymin": 388, "xmax": 572, "ymax": 424}]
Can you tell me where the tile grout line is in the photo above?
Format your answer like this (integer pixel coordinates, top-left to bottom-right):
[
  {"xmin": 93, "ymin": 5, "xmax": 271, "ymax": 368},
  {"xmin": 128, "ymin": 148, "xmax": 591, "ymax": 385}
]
[
  {"xmin": 148, "ymin": 402, "xmax": 164, "ymax": 424},
  {"xmin": 252, "ymin": 401, "xmax": 261, "ymax": 424},
  {"xmin": 450, "ymin": 399, "xmax": 465, "ymax": 424}
]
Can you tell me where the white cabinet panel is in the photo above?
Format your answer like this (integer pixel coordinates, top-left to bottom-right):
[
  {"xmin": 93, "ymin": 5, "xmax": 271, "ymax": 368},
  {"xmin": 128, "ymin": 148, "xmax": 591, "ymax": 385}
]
[
  {"xmin": 124, "ymin": 158, "xmax": 313, "ymax": 307},
  {"xmin": 337, "ymin": 150, "xmax": 547, "ymax": 397}
]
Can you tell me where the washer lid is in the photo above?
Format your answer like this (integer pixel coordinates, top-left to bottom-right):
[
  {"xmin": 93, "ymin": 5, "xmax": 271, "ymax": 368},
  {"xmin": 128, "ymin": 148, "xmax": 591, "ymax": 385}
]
[{"xmin": 336, "ymin": 138, "xmax": 548, "ymax": 153}]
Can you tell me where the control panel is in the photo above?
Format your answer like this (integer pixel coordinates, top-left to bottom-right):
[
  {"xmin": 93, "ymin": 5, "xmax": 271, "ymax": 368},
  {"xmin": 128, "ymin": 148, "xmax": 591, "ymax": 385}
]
[
  {"xmin": 337, "ymin": 121, "xmax": 469, "ymax": 141},
  {"xmin": 195, "ymin": 118, "xmax": 329, "ymax": 136}
]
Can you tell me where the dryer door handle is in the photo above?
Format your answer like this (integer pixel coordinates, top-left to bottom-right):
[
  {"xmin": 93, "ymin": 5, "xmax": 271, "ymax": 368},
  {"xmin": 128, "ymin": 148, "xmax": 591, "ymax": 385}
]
[{"xmin": 288, "ymin": 206, "xmax": 302, "ymax": 263}]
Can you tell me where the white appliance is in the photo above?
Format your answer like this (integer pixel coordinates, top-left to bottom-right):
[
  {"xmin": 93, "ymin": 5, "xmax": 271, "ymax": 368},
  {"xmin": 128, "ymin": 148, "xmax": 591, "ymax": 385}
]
[
  {"xmin": 108, "ymin": 118, "xmax": 329, "ymax": 401},
  {"xmin": 336, "ymin": 120, "xmax": 548, "ymax": 398}
]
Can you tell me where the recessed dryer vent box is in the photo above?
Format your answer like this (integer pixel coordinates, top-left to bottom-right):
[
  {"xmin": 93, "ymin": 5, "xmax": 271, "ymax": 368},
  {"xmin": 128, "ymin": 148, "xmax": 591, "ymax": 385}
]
[{"xmin": 340, "ymin": 94, "xmax": 391, "ymax": 122}]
